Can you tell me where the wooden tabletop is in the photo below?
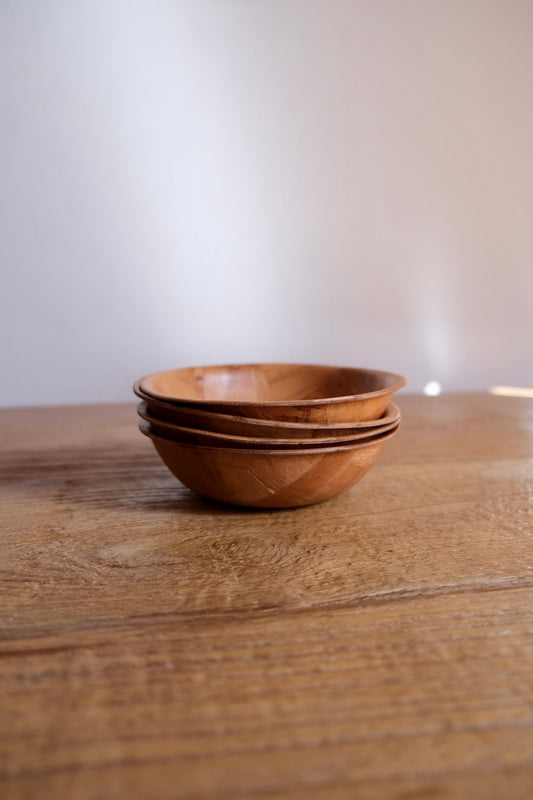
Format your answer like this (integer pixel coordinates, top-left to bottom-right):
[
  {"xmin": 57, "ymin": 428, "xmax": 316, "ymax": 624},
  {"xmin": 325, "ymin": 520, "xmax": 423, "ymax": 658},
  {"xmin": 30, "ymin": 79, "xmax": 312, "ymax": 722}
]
[{"xmin": 2, "ymin": 393, "xmax": 533, "ymax": 799}]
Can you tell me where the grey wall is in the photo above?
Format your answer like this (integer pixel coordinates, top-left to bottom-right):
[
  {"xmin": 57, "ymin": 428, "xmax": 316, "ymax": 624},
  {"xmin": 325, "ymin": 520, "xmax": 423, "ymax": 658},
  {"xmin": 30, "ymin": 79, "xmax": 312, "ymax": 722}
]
[{"xmin": 1, "ymin": 0, "xmax": 532, "ymax": 406}]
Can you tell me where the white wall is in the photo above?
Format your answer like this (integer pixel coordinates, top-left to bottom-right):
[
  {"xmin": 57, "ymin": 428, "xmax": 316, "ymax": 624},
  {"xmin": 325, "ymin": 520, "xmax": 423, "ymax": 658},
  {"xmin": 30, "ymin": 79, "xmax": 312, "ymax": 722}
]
[{"xmin": 1, "ymin": 0, "xmax": 532, "ymax": 406}]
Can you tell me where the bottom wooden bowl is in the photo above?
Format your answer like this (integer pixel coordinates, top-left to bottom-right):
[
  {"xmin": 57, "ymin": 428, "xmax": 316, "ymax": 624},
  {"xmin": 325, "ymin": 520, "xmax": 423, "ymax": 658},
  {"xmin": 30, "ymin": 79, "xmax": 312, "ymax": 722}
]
[{"xmin": 142, "ymin": 426, "xmax": 398, "ymax": 508}]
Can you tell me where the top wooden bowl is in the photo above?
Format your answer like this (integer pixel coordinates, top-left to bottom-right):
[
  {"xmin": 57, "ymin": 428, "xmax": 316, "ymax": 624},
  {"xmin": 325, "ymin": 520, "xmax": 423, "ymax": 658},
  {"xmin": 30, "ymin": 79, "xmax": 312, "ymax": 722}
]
[{"xmin": 136, "ymin": 364, "xmax": 406, "ymax": 424}]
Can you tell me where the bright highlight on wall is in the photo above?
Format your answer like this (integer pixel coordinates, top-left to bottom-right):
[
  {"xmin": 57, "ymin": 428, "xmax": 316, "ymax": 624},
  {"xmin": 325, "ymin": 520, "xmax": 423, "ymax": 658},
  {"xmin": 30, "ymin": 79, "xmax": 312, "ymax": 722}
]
[{"xmin": 423, "ymin": 381, "xmax": 442, "ymax": 397}]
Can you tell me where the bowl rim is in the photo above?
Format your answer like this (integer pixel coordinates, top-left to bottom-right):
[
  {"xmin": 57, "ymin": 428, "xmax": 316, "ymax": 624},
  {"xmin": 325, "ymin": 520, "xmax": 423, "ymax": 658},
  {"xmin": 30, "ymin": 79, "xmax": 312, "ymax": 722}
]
[
  {"xmin": 134, "ymin": 382, "xmax": 401, "ymax": 430},
  {"xmin": 137, "ymin": 401, "xmax": 400, "ymax": 446},
  {"xmin": 135, "ymin": 363, "xmax": 407, "ymax": 408},
  {"xmin": 140, "ymin": 418, "xmax": 399, "ymax": 455}
]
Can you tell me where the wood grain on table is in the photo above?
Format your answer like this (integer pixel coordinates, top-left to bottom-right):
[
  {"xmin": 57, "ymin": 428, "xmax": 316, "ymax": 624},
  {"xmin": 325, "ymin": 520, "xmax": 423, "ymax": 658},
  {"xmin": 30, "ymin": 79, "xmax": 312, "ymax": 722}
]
[{"xmin": 1, "ymin": 394, "xmax": 533, "ymax": 799}]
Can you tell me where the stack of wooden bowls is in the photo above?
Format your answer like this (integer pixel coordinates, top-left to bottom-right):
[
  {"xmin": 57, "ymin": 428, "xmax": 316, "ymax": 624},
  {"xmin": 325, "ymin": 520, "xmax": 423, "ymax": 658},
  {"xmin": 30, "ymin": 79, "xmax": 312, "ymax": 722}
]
[{"xmin": 134, "ymin": 363, "xmax": 406, "ymax": 508}]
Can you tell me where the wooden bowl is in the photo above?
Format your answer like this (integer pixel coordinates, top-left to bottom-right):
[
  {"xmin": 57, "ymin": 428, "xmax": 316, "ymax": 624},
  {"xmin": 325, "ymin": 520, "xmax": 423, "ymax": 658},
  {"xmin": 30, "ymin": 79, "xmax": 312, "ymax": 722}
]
[
  {"xmin": 136, "ymin": 364, "xmax": 406, "ymax": 423},
  {"xmin": 138, "ymin": 407, "xmax": 400, "ymax": 449},
  {"xmin": 140, "ymin": 425, "xmax": 398, "ymax": 508},
  {"xmin": 133, "ymin": 387, "xmax": 400, "ymax": 439}
]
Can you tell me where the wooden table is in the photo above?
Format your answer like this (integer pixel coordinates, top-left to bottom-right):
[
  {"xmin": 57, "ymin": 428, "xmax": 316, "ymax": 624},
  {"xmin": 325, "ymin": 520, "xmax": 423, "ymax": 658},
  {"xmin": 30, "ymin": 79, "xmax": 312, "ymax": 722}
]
[{"xmin": 2, "ymin": 393, "xmax": 533, "ymax": 799}]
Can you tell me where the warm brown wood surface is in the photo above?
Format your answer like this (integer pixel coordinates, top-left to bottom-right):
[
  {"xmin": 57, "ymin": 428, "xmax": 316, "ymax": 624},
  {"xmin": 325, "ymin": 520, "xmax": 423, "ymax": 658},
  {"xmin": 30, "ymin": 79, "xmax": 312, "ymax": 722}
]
[{"xmin": 1, "ymin": 393, "xmax": 533, "ymax": 799}]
